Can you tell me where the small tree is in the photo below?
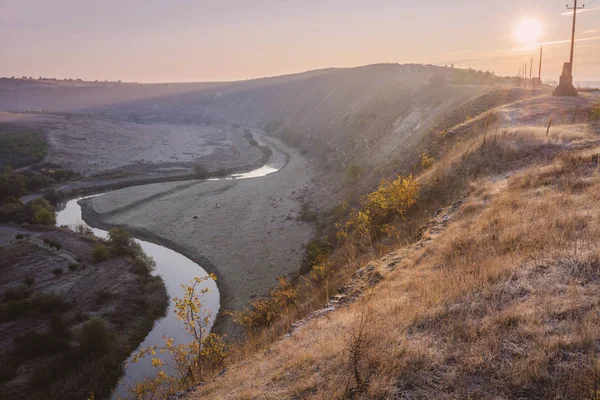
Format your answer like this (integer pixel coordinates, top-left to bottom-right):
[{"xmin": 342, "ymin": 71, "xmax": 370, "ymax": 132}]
[{"xmin": 130, "ymin": 275, "xmax": 226, "ymax": 398}]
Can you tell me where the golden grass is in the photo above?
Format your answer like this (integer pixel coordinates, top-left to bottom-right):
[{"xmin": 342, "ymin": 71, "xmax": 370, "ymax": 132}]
[{"xmin": 194, "ymin": 111, "xmax": 600, "ymax": 399}]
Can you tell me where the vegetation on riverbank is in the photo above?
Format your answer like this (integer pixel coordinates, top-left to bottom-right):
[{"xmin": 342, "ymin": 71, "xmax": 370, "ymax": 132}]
[{"xmin": 0, "ymin": 226, "xmax": 168, "ymax": 400}]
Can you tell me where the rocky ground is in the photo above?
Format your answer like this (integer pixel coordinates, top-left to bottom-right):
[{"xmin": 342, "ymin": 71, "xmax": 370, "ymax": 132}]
[{"xmin": 83, "ymin": 137, "xmax": 316, "ymax": 335}]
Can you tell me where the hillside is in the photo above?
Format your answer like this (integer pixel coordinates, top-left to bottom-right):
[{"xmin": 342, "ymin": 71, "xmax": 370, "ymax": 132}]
[
  {"xmin": 190, "ymin": 93, "xmax": 600, "ymax": 399},
  {"xmin": 1, "ymin": 65, "xmax": 541, "ymax": 209}
]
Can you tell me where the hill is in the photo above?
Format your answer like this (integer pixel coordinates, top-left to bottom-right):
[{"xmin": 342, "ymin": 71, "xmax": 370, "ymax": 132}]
[{"xmin": 190, "ymin": 93, "xmax": 600, "ymax": 399}]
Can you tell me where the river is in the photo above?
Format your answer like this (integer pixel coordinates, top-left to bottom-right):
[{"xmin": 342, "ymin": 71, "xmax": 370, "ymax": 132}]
[{"xmin": 55, "ymin": 134, "xmax": 287, "ymax": 398}]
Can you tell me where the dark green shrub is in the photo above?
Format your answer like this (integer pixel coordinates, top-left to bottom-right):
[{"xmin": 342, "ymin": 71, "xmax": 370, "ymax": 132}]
[
  {"xmin": 32, "ymin": 293, "xmax": 71, "ymax": 314},
  {"xmin": 68, "ymin": 263, "xmax": 78, "ymax": 271},
  {"xmin": 248, "ymin": 139, "xmax": 259, "ymax": 147},
  {"xmin": 80, "ymin": 318, "xmax": 111, "ymax": 355},
  {"xmin": 108, "ymin": 227, "xmax": 136, "ymax": 256},
  {"xmin": 52, "ymin": 268, "xmax": 64, "ymax": 276},
  {"xmin": 92, "ymin": 244, "xmax": 110, "ymax": 263},
  {"xmin": 0, "ymin": 299, "xmax": 32, "ymax": 322}
]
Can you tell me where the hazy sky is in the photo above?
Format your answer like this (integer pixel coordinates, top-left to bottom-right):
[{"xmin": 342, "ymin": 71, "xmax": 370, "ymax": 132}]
[{"xmin": 1, "ymin": 0, "xmax": 599, "ymax": 83}]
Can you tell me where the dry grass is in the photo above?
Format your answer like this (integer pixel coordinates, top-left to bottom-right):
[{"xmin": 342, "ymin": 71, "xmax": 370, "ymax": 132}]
[{"xmin": 194, "ymin": 99, "xmax": 600, "ymax": 399}]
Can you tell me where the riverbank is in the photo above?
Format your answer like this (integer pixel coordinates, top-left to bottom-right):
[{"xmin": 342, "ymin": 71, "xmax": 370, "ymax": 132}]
[
  {"xmin": 81, "ymin": 136, "xmax": 316, "ymax": 335},
  {"xmin": 0, "ymin": 224, "xmax": 168, "ymax": 400}
]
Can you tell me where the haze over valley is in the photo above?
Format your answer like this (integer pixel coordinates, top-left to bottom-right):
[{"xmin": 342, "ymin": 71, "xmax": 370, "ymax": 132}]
[{"xmin": 1, "ymin": 1, "xmax": 600, "ymax": 399}]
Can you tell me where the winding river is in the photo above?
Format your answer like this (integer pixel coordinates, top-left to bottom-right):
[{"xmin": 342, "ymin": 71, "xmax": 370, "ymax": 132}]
[{"xmin": 55, "ymin": 135, "xmax": 287, "ymax": 398}]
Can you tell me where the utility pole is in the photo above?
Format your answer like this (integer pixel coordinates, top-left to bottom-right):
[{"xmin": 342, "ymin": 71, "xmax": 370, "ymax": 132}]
[
  {"xmin": 529, "ymin": 57, "xmax": 533, "ymax": 80},
  {"xmin": 554, "ymin": 1, "xmax": 585, "ymax": 96},
  {"xmin": 538, "ymin": 46, "xmax": 543, "ymax": 86},
  {"xmin": 568, "ymin": 0, "xmax": 584, "ymax": 71}
]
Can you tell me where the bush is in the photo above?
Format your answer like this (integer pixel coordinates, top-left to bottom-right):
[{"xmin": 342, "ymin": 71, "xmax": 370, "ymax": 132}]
[
  {"xmin": 28, "ymin": 198, "xmax": 56, "ymax": 226},
  {"xmin": 108, "ymin": 227, "xmax": 136, "ymax": 256},
  {"xmin": 52, "ymin": 268, "xmax": 64, "ymax": 276},
  {"xmin": 231, "ymin": 277, "xmax": 297, "ymax": 332},
  {"xmin": 92, "ymin": 244, "xmax": 110, "ymax": 263},
  {"xmin": 43, "ymin": 188, "xmax": 65, "ymax": 205},
  {"xmin": 68, "ymin": 263, "xmax": 78, "ymax": 271},
  {"xmin": 43, "ymin": 238, "xmax": 62, "ymax": 250},
  {"xmin": 131, "ymin": 254, "xmax": 156, "ymax": 276},
  {"xmin": 80, "ymin": 318, "xmax": 111, "ymax": 355},
  {"xmin": 0, "ymin": 299, "xmax": 32, "ymax": 322},
  {"xmin": 248, "ymin": 139, "xmax": 259, "ymax": 147},
  {"xmin": 32, "ymin": 293, "xmax": 71, "ymax": 314},
  {"xmin": 194, "ymin": 165, "xmax": 210, "ymax": 179}
]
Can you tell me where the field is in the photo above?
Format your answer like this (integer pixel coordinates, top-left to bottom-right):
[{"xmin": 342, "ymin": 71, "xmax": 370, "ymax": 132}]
[{"xmin": 0, "ymin": 123, "xmax": 47, "ymax": 169}]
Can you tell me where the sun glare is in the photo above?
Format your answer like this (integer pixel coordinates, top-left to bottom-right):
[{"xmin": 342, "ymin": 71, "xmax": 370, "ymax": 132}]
[{"xmin": 515, "ymin": 18, "xmax": 542, "ymax": 44}]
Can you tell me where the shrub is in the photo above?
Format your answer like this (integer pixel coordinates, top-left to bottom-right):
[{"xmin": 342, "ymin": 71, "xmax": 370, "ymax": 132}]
[
  {"xmin": 68, "ymin": 263, "xmax": 78, "ymax": 271},
  {"xmin": 108, "ymin": 227, "xmax": 136, "ymax": 256},
  {"xmin": 44, "ymin": 239, "xmax": 62, "ymax": 251},
  {"xmin": 194, "ymin": 165, "xmax": 210, "ymax": 179},
  {"xmin": 131, "ymin": 254, "xmax": 156, "ymax": 276},
  {"xmin": 80, "ymin": 318, "xmax": 111, "ymax": 355},
  {"xmin": 29, "ymin": 198, "xmax": 56, "ymax": 225},
  {"xmin": 3, "ymin": 285, "xmax": 31, "ymax": 302},
  {"xmin": 92, "ymin": 244, "xmax": 110, "ymax": 263},
  {"xmin": 248, "ymin": 139, "xmax": 259, "ymax": 147},
  {"xmin": 420, "ymin": 152, "xmax": 435, "ymax": 169},
  {"xmin": 340, "ymin": 175, "xmax": 419, "ymax": 241},
  {"xmin": 32, "ymin": 293, "xmax": 71, "ymax": 314},
  {"xmin": 0, "ymin": 299, "xmax": 32, "ymax": 322},
  {"xmin": 43, "ymin": 188, "xmax": 65, "ymax": 205},
  {"xmin": 52, "ymin": 268, "xmax": 64, "ymax": 276},
  {"xmin": 231, "ymin": 277, "xmax": 297, "ymax": 332}
]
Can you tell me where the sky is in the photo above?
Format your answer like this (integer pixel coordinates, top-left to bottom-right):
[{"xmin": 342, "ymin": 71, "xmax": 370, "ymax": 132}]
[{"xmin": 1, "ymin": 0, "xmax": 599, "ymax": 83}]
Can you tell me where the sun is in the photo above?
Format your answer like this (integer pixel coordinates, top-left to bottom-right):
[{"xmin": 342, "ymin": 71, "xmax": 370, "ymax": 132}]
[{"xmin": 515, "ymin": 18, "xmax": 542, "ymax": 44}]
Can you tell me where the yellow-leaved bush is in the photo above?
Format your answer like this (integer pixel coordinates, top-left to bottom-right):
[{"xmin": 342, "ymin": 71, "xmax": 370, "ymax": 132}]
[{"xmin": 129, "ymin": 274, "xmax": 227, "ymax": 399}]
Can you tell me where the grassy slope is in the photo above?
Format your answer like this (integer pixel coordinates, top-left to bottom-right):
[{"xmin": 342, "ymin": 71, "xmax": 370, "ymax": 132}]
[{"xmin": 194, "ymin": 95, "xmax": 600, "ymax": 399}]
